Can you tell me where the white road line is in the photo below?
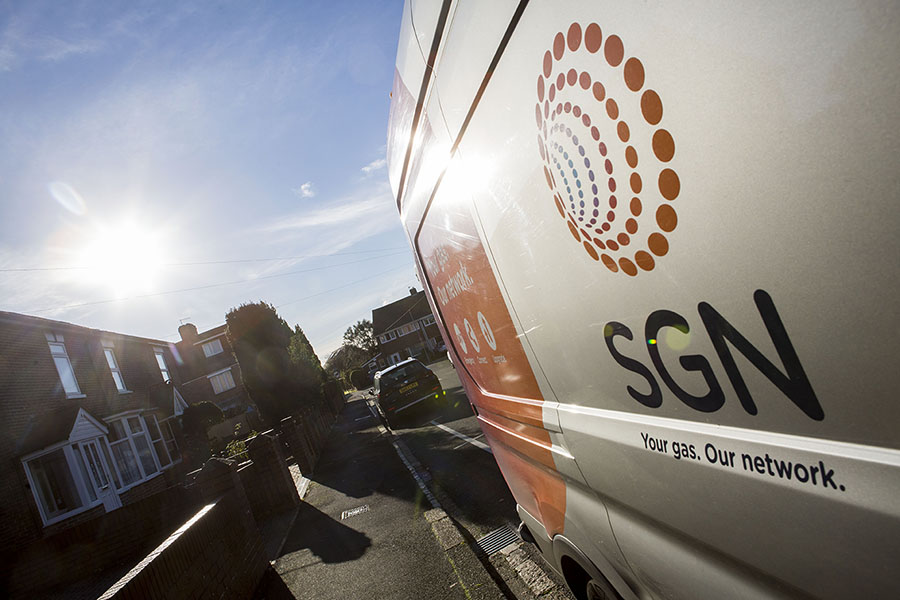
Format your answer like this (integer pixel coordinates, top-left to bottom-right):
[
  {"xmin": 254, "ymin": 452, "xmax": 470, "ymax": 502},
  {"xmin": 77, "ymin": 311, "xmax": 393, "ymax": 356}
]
[
  {"xmin": 355, "ymin": 415, "xmax": 372, "ymax": 421},
  {"xmin": 452, "ymin": 433, "xmax": 484, "ymax": 450},
  {"xmin": 431, "ymin": 421, "xmax": 493, "ymax": 454},
  {"xmin": 366, "ymin": 398, "xmax": 442, "ymax": 509}
]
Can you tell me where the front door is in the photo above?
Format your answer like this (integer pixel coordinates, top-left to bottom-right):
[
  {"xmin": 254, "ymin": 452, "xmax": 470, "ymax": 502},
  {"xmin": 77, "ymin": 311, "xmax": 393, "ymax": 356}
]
[{"xmin": 80, "ymin": 439, "xmax": 122, "ymax": 512}]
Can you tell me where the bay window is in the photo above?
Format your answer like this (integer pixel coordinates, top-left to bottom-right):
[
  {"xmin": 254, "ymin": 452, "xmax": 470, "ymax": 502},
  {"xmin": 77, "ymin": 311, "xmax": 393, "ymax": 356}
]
[
  {"xmin": 145, "ymin": 414, "xmax": 172, "ymax": 468},
  {"xmin": 106, "ymin": 415, "xmax": 160, "ymax": 487},
  {"xmin": 161, "ymin": 418, "xmax": 180, "ymax": 462},
  {"xmin": 25, "ymin": 448, "xmax": 84, "ymax": 522}
]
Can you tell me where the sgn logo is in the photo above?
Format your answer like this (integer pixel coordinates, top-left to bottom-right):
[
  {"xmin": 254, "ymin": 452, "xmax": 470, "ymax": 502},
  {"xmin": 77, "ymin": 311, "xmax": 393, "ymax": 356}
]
[{"xmin": 536, "ymin": 23, "xmax": 679, "ymax": 276}]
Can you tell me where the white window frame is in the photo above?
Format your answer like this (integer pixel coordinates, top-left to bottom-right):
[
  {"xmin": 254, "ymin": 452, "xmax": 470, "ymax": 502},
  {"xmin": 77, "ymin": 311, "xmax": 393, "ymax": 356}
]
[
  {"xmin": 144, "ymin": 414, "xmax": 173, "ymax": 469},
  {"xmin": 21, "ymin": 433, "xmax": 123, "ymax": 526},
  {"xmin": 104, "ymin": 413, "xmax": 162, "ymax": 491},
  {"xmin": 207, "ymin": 367, "xmax": 236, "ymax": 395},
  {"xmin": 22, "ymin": 444, "xmax": 96, "ymax": 526},
  {"xmin": 45, "ymin": 332, "xmax": 83, "ymax": 398},
  {"xmin": 201, "ymin": 338, "xmax": 224, "ymax": 357},
  {"xmin": 153, "ymin": 347, "xmax": 171, "ymax": 383},
  {"xmin": 102, "ymin": 342, "xmax": 129, "ymax": 393},
  {"xmin": 159, "ymin": 417, "xmax": 181, "ymax": 463}
]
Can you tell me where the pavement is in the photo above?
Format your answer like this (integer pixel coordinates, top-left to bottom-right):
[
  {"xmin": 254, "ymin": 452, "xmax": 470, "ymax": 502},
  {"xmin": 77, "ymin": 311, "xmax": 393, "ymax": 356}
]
[{"xmin": 267, "ymin": 393, "xmax": 507, "ymax": 599}]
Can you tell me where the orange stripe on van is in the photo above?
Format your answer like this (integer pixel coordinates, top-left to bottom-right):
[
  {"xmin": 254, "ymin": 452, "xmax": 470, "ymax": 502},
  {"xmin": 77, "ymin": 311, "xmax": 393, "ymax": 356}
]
[{"xmin": 415, "ymin": 156, "xmax": 566, "ymax": 539}]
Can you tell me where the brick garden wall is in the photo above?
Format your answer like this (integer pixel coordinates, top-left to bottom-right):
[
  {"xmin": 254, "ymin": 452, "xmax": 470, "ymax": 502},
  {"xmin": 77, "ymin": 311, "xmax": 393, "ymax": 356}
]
[
  {"xmin": 98, "ymin": 491, "xmax": 268, "ymax": 600},
  {"xmin": 2, "ymin": 484, "xmax": 199, "ymax": 599}
]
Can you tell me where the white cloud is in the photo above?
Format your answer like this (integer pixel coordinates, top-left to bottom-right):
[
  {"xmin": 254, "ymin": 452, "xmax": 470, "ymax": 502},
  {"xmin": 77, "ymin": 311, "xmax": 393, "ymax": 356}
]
[
  {"xmin": 292, "ymin": 181, "xmax": 316, "ymax": 198},
  {"xmin": 264, "ymin": 181, "xmax": 396, "ymax": 234},
  {"xmin": 361, "ymin": 157, "xmax": 387, "ymax": 175}
]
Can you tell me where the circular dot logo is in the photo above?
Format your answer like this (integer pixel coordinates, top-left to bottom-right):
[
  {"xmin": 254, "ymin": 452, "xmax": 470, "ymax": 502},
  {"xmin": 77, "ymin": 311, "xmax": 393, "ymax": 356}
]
[{"xmin": 535, "ymin": 23, "xmax": 679, "ymax": 276}]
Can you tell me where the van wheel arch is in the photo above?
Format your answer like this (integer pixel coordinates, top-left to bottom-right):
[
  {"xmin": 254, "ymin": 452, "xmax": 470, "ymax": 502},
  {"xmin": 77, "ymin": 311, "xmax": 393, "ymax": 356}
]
[{"xmin": 552, "ymin": 535, "xmax": 632, "ymax": 600}]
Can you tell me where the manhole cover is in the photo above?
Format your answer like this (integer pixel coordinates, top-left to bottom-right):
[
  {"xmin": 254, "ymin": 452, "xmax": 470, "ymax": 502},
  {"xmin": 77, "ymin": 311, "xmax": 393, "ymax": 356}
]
[
  {"xmin": 475, "ymin": 525, "xmax": 519, "ymax": 555},
  {"xmin": 341, "ymin": 505, "xmax": 370, "ymax": 520}
]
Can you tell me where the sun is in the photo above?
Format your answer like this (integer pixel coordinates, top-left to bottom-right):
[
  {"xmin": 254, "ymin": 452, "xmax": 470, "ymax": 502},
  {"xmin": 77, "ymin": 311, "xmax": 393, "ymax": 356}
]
[{"xmin": 78, "ymin": 221, "xmax": 167, "ymax": 298}]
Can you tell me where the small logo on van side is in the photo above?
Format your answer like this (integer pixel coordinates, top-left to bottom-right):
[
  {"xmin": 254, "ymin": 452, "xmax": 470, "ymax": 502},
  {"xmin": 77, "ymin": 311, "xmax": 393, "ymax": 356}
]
[{"xmin": 536, "ymin": 23, "xmax": 679, "ymax": 276}]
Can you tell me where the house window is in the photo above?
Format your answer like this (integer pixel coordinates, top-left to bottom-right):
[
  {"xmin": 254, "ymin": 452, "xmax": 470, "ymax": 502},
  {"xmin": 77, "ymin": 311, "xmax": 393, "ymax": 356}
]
[
  {"xmin": 202, "ymin": 338, "xmax": 224, "ymax": 357},
  {"xmin": 45, "ymin": 333, "xmax": 81, "ymax": 397},
  {"xmin": 208, "ymin": 368, "xmax": 236, "ymax": 394},
  {"xmin": 102, "ymin": 343, "xmax": 128, "ymax": 393},
  {"xmin": 25, "ymin": 448, "xmax": 84, "ymax": 522},
  {"xmin": 106, "ymin": 416, "xmax": 159, "ymax": 487},
  {"xmin": 145, "ymin": 415, "xmax": 172, "ymax": 468},
  {"xmin": 23, "ymin": 436, "xmax": 122, "ymax": 526},
  {"xmin": 153, "ymin": 348, "xmax": 171, "ymax": 383},
  {"xmin": 160, "ymin": 418, "xmax": 180, "ymax": 462},
  {"xmin": 421, "ymin": 315, "xmax": 436, "ymax": 326}
]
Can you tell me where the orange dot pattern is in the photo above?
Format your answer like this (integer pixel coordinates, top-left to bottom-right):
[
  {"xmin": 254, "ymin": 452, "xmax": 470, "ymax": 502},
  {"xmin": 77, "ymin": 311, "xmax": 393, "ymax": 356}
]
[{"xmin": 535, "ymin": 22, "xmax": 680, "ymax": 276}]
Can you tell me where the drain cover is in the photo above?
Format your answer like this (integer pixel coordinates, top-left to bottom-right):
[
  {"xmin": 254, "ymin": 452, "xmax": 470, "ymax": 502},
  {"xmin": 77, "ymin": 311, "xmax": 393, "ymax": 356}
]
[
  {"xmin": 475, "ymin": 525, "xmax": 519, "ymax": 555},
  {"xmin": 341, "ymin": 505, "xmax": 370, "ymax": 520}
]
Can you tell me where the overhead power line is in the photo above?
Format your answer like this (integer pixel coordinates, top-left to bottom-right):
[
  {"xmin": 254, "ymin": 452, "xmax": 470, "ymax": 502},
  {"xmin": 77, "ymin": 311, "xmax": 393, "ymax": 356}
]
[
  {"xmin": 160, "ymin": 264, "xmax": 411, "ymax": 341},
  {"xmin": 0, "ymin": 247, "xmax": 408, "ymax": 273},
  {"xmin": 32, "ymin": 251, "xmax": 410, "ymax": 314}
]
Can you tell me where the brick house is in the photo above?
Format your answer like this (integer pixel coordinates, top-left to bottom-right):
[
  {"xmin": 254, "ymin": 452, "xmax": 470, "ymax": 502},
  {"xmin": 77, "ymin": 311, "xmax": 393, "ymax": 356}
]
[
  {"xmin": 372, "ymin": 288, "xmax": 442, "ymax": 369},
  {"xmin": 174, "ymin": 323, "xmax": 259, "ymax": 443},
  {"xmin": 0, "ymin": 311, "xmax": 188, "ymax": 558}
]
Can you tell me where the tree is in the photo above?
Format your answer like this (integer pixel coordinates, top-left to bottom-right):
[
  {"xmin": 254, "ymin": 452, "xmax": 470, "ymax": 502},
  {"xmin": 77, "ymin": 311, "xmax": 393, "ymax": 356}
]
[
  {"xmin": 181, "ymin": 401, "xmax": 224, "ymax": 468},
  {"xmin": 349, "ymin": 369, "xmax": 370, "ymax": 390},
  {"xmin": 226, "ymin": 301, "xmax": 323, "ymax": 429},
  {"xmin": 325, "ymin": 344, "xmax": 370, "ymax": 387},
  {"xmin": 289, "ymin": 325, "xmax": 325, "ymax": 386},
  {"xmin": 343, "ymin": 319, "xmax": 376, "ymax": 356},
  {"xmin": 182, "ymin": 401, "xmax": 224, "ymax": 437}
]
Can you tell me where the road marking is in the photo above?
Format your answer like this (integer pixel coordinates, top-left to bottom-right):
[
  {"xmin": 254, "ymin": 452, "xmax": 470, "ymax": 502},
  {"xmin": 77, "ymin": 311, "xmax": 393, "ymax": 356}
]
[
  {"xmin": 341, "ymin": 505, "xmax": 370, "ymax": 519},
  {"xmin": 452, "ymin": 433, "xmax": 484, "ymax": 450},
  {"xmin": 355, "ymin": 415, "xmax": 371, "ymax": 421},
  {"xmin": 430, "ymin": 421, "xmax": 493, "ymax": 454}
]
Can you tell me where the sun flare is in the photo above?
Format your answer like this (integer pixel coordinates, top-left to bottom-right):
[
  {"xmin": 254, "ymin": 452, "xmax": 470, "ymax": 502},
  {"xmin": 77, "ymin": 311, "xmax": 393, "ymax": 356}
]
[{"xmin": 77, "ymin": 221, "xmax": 167, "ymax": 298}]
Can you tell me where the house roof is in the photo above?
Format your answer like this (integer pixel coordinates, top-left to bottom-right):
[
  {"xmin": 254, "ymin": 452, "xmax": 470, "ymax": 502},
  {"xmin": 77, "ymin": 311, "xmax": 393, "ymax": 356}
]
[
  {"xmin": 16, "ymin": 405, "xmax": 108, "ymax": 457},
  {"xmin": 372, "ymin": 291, "xmax": 433, "ymax": 335},
  {"xmin": 0, "ymin": 310, "xmax": 170, "ymax": 346},
  {"xmin": 194, "ymin": 323, "xmax": 227, "ymax": 342}
]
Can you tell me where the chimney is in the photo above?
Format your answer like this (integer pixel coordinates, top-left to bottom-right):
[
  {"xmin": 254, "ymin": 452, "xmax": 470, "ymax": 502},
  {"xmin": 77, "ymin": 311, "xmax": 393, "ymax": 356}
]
[
  {"xmin": 409, "ymin": 287, "xmax": 417, "ymax": 296},
  {"xmin": 178, "ymin": 323, "xmax": 198, "ymax": 344}
]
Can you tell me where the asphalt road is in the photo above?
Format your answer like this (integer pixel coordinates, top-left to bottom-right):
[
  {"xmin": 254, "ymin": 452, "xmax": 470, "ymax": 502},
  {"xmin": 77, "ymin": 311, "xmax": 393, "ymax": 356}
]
[{"xmin": 388, "ymin": 359, "xmax": 520, "ymax": 539}]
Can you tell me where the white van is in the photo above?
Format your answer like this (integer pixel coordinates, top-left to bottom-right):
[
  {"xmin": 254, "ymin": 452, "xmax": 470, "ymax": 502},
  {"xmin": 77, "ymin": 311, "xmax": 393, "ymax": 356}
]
[{"xmin": 387, "ymin": 2, "xmax": 900, "ymax": 598}]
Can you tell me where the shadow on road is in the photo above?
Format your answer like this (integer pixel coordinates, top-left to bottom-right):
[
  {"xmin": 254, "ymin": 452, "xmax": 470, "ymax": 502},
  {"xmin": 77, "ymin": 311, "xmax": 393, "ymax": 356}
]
[
  {"xmin": 279, "ymin": 501, "xmax": 372, "ymax": 565},
  {"xmin": 306, "ymin": 396, "xmax": 434, "ymax": 504},
  {"xmin": 427, "ymin": 387, "xmax": 474, "ymax": 425}
]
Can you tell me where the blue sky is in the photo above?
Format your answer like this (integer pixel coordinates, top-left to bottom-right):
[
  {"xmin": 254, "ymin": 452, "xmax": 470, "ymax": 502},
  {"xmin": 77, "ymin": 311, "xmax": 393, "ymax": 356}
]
[{"xmin": 0, "ymin": 0, "xmax": 417, "ymax": 358}]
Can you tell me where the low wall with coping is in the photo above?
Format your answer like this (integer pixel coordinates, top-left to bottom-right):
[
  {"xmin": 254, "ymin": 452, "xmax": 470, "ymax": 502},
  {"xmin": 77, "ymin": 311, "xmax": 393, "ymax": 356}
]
[
  {"xmin": 98, "ymin": 491, "xmax": 268, "ymax": 600},
  {"xmin": 3, "ymin": 484, "xmax": 199, "ymax": 599}
]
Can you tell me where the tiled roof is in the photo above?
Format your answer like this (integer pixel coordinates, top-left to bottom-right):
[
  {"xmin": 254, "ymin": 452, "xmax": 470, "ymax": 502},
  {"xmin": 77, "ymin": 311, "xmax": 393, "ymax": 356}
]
[
  {"xmin": 372, "ymin": 291, "xmax": 433, "ymax": 335},
  {"xmin": 0, "ymin": 310, "xmax": 169, "ymax": 346},
  {"xmin": 17, "ymin": 405, "xmax": 81, "ymax": 456}
]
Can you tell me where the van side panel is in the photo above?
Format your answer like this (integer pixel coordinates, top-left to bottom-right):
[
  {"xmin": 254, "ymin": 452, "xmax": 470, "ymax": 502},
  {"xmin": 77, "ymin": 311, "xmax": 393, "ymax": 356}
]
[
  {"xmin": 391, "ymin": 1, "xmax": 900, "ymax": 599},
  {"xmin": 414, "ymin": 167, "xmax": 567, "ymax": 536}
]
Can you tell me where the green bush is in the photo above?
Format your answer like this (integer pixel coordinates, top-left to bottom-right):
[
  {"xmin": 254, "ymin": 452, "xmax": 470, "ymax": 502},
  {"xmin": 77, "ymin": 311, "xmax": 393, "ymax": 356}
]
[{"xmin": 349, "ymin": 369, "xmax": 369, "ymax": 390}]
